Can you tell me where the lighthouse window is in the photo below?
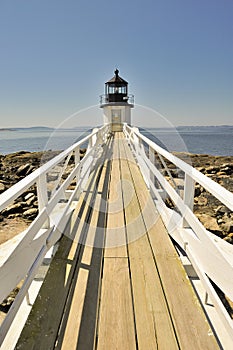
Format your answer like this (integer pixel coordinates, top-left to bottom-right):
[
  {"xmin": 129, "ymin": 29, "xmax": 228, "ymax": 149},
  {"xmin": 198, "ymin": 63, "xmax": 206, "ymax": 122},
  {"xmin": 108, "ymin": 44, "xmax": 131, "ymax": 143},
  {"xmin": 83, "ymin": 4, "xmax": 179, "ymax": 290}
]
[
  {"xmin": 108, "ymin": 86, "xmax": 115, "ymax": 94},
  {"xmin": 107, "ymin": 85, "xmax": 127, "ymax": 94}
]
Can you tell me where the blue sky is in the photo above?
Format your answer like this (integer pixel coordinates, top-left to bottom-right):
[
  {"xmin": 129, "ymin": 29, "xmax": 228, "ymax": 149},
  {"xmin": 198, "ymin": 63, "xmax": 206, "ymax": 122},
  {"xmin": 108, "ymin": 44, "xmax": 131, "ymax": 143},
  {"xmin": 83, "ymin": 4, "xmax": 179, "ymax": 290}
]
[{"xmin": 0, "ymin": 0, "xmax": 232, "ymax": 128}]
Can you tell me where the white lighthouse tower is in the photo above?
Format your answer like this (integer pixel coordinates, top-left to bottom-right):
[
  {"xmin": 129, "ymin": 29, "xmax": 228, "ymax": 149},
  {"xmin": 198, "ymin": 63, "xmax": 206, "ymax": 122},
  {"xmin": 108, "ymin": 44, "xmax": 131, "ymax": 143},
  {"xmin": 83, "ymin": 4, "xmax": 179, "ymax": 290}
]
[{"xmin": 100, "ymin": 69, "xmax": 134, "ymax": 132}]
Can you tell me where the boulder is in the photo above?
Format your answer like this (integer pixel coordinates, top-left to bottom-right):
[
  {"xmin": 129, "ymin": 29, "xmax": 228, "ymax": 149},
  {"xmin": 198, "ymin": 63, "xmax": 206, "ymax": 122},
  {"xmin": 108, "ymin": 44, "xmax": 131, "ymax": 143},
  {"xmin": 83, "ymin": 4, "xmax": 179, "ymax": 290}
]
[
  {"xmin": 16, "ymin": 163, "xmax": 31, "ymax": 177},
  {"xmin": 25, "ymin": 165, "xmax": 35, "ymax": 176},
  {"xmin": 220, "ymin": 165, "xmax": 232, "ymax": 175},
  {"xmin": 194, "ymin": 186, "xmax": 201, "ymax": 197},
  {"xmin": 221, "ymin": 163, "xmax": 233, "ymax": 169},
  {"xmin": 223, "ymin": 236, "xmax": 233, "ymax": 244},
  {"xmin": 221, "ymin": 221, "xmax": 233, "ymax": 234},
  {"xmin": 196, "ymin": 196, "xmax": 208, "ymax": 206},
  {"xmin": 47, "ymin": 173, "xmax": 59, "ymax": 182},
  {"xmin": 196, "ymin": 166, "xmax": 205, "ymax": 173},
  {"xmin": 205, "ymin": 166, "xmax": 219, "ymax": 174},
  {"xmin": 26, "ymin": 195, "xmax": 37, "ymax": 206},
  {"xmin": 23, "ymin": 208, "xmax": 38, "ymax": 219},
  {"xmin": 216, "ymin": 171, "xmax": 228, "ymax": 176},
  {"xmin": 33, "ymin": 200, "xmax": 38, "ymax": 208},
  {"xmin": 215, "ymin": 205, "xmax": 231, "ymax": 215},
  {"xmin": 0, "ymin": 182, "xmax": 5, "ymax": 193},
  {"xmin": 24, "ymin": 192, "xmax": 35, "ymax": 201},
  {"xmin": 2, "ymin": 203, "xmax": 23, "ymax": 216},
  {"xmin": 196, "ymin": 214, "xmax": 223, "ymax": 236}
]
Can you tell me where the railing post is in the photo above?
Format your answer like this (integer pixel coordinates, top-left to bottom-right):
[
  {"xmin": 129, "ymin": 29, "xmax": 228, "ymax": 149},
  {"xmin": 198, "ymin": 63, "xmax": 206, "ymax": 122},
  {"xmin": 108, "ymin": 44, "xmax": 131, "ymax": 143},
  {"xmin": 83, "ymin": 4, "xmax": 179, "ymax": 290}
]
[
  {"xmin": 134, "ymin": 133, "xmax": 140, "ymax": 157},
  {"xmin": 182, "ymin": 173, "xmax": 195, "ymax": 228},
  {"xmin": 37, "ymin": 173, "xmax": 50, "ymax": 228},
  {"xmin": 74, "ymin": 146, "xmax": 80, "ymax": 185},
  {"xmin": 87, "ymin": 130, "xmax": 94, "ymax": 152},
  {"xmin": 149, "ymin": 146, "xmax": 156, "ymax": 188}
]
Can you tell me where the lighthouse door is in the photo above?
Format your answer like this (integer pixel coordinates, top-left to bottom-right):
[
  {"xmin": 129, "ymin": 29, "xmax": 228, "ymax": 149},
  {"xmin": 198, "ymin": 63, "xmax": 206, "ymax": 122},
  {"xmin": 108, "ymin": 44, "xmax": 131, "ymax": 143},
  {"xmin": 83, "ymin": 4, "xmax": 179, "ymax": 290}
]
[{"xmin": 111, "ymin": 109, "xmax": 122, "ymax": 132}]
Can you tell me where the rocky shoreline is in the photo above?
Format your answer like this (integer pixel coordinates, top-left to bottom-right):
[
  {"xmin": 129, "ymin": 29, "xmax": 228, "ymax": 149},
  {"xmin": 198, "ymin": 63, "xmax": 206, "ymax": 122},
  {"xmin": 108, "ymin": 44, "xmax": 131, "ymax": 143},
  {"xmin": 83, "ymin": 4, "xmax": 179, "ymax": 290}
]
[
  {"xmin": 0, "ymin": 150, "xmax": 232, "ymax": 245},
  {"xmin": 0, "ymin": 149, "xmax": 86, "ymax": 244},
  {"xmin": 170, "ymin": 152, "xmax": 233, "ymax": 243},
  {"xmin": 0, "ymin": 149, "xmax": 233, "ymax": 321}
]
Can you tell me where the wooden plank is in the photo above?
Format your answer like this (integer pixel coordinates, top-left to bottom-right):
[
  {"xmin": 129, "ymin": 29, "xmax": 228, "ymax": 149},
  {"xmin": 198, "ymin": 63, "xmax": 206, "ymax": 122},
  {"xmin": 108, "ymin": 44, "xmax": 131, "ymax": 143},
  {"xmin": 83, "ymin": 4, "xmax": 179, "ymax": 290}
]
[
  {"xmin": 148, "ymin": 217, "xmax": 219, "ymax": 350},
  {"xmin": 97, "ymin": 258, "xmax": 136, "ymax": 349},
  {"xmin": 119, "ymin": 140, "xmax": 179, "ymax": 349},
  {"xmin": 16, "ymin": 140, "xmax": 112, "ymax": 350},
  {"xmin": 105, "ymin": 137, "xmax": 127, "ymax": 257},
  {"xmin": 57, "ymin": 142, "xmax": 112, "ymax": 350},
  {"xmin": 122, "ymin": 138, "xmax": 219, "ymax": 349},
  {"xmin": 59, "ymin": 267, "xmax": 88, "ymax": 350}
]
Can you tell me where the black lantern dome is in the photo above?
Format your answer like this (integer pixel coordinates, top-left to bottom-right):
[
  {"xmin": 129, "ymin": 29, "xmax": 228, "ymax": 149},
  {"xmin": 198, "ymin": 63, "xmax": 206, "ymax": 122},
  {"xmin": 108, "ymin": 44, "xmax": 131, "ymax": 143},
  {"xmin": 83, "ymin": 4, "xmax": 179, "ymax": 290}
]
[
  {"xmin": 100, "ymin": 69, "xmax": 134, "ymax": 107},
  {"xmin": 105, "ymin": 69, "xmax": 129, "ymax": 103}
]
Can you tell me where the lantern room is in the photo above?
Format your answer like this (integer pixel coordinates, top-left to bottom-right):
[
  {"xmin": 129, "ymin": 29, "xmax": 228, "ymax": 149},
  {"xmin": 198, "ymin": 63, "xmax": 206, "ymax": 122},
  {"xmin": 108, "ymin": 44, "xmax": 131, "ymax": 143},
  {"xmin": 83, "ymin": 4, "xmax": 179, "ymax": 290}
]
[
  {"xmin": 105, "ymin": 69, "xmax": 128, "ymax": 103},
  {"xmin": 100, "ymin": 69, "xmax": 134, "ymax": 132}
]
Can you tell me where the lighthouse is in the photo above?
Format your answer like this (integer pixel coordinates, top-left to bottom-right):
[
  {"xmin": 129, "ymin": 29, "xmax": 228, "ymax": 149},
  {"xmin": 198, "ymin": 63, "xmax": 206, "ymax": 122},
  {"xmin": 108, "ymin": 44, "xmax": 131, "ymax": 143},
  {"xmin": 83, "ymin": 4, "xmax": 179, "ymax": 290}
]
[{"xmin": 100, "ymin": 69, "xmax": 134, "ymax": 132}]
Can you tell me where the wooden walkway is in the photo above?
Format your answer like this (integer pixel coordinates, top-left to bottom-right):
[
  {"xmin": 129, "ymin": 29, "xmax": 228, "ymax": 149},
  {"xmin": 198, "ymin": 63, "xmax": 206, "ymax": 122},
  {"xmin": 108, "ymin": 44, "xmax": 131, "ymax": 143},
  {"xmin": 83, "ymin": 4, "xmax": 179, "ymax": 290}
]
[{"xmin": 16, "ymin": 133, "xmax": 219, "ymax": 349}]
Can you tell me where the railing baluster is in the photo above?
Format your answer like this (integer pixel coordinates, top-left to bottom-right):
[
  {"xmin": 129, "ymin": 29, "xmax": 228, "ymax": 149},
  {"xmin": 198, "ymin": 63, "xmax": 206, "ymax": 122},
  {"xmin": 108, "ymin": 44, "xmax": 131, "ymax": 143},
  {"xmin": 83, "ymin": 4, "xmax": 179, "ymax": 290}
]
[
  {"xmin": 182, "ymin": 173, "xmax": 195, "ymax": 228},
  {"xmin": 149, "ymin": 146, "xmax": 155, "ymax": 189},
  {"xmin": 37, "ymin": 173, "xmax": 50, "ymax": 229},
  {"xmin": 74, "ymin": 147, "xmax": 80, "ymax": 184}
]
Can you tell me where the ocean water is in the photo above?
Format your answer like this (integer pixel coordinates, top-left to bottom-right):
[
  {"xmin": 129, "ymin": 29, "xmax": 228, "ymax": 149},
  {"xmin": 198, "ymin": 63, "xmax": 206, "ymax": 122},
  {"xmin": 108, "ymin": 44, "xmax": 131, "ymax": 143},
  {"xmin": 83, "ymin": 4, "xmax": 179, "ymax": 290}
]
[
  {"xmin": 0, "ymin": 127, "xmax": 91, "ymax": 155},
  {"xmin": 140, "ymin": 126, "xmax": 233, "ymax": 156},
  {"xmin": 0, "ymin": 126, "xmax": 232, "ymax": 156}
]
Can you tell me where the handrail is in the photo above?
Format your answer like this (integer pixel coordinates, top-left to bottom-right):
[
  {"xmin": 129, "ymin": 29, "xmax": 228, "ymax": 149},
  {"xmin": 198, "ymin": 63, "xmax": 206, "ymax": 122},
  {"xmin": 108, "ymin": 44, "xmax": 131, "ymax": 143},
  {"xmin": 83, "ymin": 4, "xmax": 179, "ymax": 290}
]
[
  {"xmin": 1, "ymin": 122, "xmax": 232, "ymax": 345},
  {"xmin": 0, "ymin": 125, "xmax": 109, "ymax": 212},
  {"xmin": 123, "ymin": 123, "xmax": 233, "ymax": 339},
  {"xmin": 124, "ymin": 124, "xmax": 233, "ymax": 210},
  {"xmin": 0, "ymin": 124, "xmax": 111, "ymax": 346}
]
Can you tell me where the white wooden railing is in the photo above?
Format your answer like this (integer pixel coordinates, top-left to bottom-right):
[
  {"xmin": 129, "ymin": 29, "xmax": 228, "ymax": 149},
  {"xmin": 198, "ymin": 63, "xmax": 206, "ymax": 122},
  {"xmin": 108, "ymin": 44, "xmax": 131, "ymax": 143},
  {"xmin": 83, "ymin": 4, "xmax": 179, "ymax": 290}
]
[
  {"xmin": 0, "ymin": 124, "xmax": 111, "ymax": 345},
  {"xmin": 123, "ymin": 123, "xmax": 233, "ymax": 339},
  {"xmin": 1, "ymin": 122, "xmax": 233, "ymax": 345}
]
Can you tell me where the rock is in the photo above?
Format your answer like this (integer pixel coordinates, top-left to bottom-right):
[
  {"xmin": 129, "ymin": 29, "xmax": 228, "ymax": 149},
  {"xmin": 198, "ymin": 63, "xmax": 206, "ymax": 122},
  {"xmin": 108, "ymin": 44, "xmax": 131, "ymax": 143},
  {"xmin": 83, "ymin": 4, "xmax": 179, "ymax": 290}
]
[
  {"xmin": 223, "ymin": 236, "xmax": 233, "ymax": 244},
  {"xmin": 196, "ymin": 214, "xmax": 223, "ymax": 236},
  {"xmin": 23, "ymin": 208, "xmax": 38, "ymax": 219},
  {"xmin": 205, "ymin": 166, "xmax": 219, "ymax": 174},
  {"xmin": 196, "ymin": 196, "xmax": 208, "ymax": 206},
  {"xmin": 26, "ymin": 195, "xmax": 36, "ymax": 206},
  {"xmin": 215, "ymin": 205, "xmax": 231, "ymax": 215},
  {"xmin": 16, "ymin": 163, "xmax": 31, "ymax": 177},
  {"xmin": 173, "ymin": 178, "xmax": 184, "ymax": 189},
  {"xmin": 221, "ymin": 222, "xmax": 233, "ymax": 234},
  {"xmin": 0, "ymin": 182, "xmax": 5, "ymax": 193},
  {"xmin": 2, "ymin": 203, "xmax": 23, "ymax": 216},
  {"xmin": 24, "ymin": 192, "xmax": 35, "ymax": 201},
  {"xmin": 218, "ymin": 175, "xmax": 230, "ymax": 180},
  {"xmin": 220, "ymin": 166, "xmax": 232, "ymax": 175},
  {"xmin": 8, "ymin": 213, "xmax": 21, "ymax": 219},
  {"xmin": 194, "ymin": 186, "xmax": 201, "ymax": 197},
  {"xmin": 25, "ymin": 165, "xmax": 35, "ymax": 176},
  {"xmin": 33, "ymin": 200, "xmax": 38, "ymax": 208},
  {"xmin": 196, "ymin": 166, "xmax": 205, "ymax": 173},
  {"xmin": 47, "ymin": 173, "xmax": 59, "ymax": 182},
  {"xmin": 221, "ymin": 163, "xmax": 233, "ymax": 169},
  {"xmin": 216, "ymin": 171, "xmax": 228, "ymax": 176}
]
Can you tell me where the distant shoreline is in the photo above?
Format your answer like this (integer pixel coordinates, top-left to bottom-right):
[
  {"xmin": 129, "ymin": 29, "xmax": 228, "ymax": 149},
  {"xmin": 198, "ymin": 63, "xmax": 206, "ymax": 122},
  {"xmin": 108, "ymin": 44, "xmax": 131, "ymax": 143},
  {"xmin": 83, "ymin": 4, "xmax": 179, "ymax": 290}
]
[{"xmin": 0, "ymin": 125, "xmax": 232, "ymax": 156}]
